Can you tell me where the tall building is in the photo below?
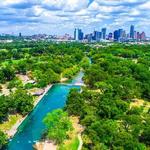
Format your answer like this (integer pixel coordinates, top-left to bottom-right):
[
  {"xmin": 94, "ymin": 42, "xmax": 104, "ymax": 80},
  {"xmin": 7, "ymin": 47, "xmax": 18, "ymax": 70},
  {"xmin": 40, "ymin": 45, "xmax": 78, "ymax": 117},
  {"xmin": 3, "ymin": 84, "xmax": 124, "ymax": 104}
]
[
  {"xmin": 114, "ymin": 30, "xmax": 119, "ymax": 41},
  {"xmin": 19, "ymin": 32, "xmax": 22, "ymax": 37},
  {"xmin": 127, "ymin": 33, "xmax": 130, "ymax": 39},
  {"xmin": 74, "ymin": 29, "xmax": 78, "ymax": 40},
  {"xmin": 93, "ymin": 31, "xmax": 101, "ymax": 41},
  {"xmin": 93, "ymin": 31, "xmax": 96, "ymax": 40},
  {"xmin": 74, "ymin": 28, "xmax": 84, "ymax": 41},
  {"xmin": 122, "ymin": 30, "xmax": 126, "ymax": 38},
  {"xmin": 114, "ymin": 29, "xmax": 124, "ymax": 42},
  {"xmin": 118, "ymin": 29, "xmax": 127, "ymax": 42},
  {"xmin": 86, "ymin": 33, "xmax": 93, "ymax": 42},
  {"xmin": 79, "ymin": 29, "xmax": 84, "ymax": 40},
  {"xmin": 118, "ymin": 29, "xmax": 123, "ymax": 41},
  {"xmin": 140, "ymin": 32, "xmax": 146, "ymax": 41},
  {"xmin": 137, "ymin": 32, "xmax": 141, "ymax": 41},
  {"xmin": 101, "ymin": 28, "xmax": 106, "ymax": 39},
  {"xmin": 134, "ymin": 31, "xmax": 137, "ymax": 39},
  {"xmin": 130, "ymin": 25, "xmax": 134, "ymax": 39},
  {"xmin": 108, "ymin": 32, "xmax": 113, "ymax": 40}
]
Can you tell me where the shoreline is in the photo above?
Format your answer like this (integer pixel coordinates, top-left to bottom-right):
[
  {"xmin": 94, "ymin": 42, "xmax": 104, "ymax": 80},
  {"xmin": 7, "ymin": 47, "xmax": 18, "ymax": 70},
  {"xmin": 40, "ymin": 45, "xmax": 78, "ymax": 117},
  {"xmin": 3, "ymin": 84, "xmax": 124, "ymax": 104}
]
[
  {"xmin": 6, "ymin": 84, "xmax": 53, "ymax": 138},
  {"xmin": 6, "ymin": 71, "xmax": 84, "ymax": 138},
  {"xmin": 33, "ymin": 140, "xmax": 57, "ymax": 150}
]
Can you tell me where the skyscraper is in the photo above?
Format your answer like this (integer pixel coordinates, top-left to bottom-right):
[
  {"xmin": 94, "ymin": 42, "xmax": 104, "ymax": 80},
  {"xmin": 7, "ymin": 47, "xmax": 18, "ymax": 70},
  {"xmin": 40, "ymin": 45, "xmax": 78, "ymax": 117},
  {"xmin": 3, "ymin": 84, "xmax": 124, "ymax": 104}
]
[
  {"xmin": 134, "ymin": 31, "xmax": 137, "ymax": 39},
  {"xmin": 93, "ymin": 31, "xmax": 101, "ymax": 41},
  {"xmin": 140, "ymin": 32, "xmax": 146, "ymax": 41},
  {"xmin": 85, "ymin": 33, "xmax": 93, "ymax": 42},
  {"xmin": 108, "ymin": 32, "xmax": 113, "ymax": 40},
  {"xmin": 79, "ymin": 29, "xmax": 84, "ymax": 40},
  {"xmin": 114, "ymin": 30, "xmax": 119, "ymax": 41},
  {"xmin": 74, "ymin": 28, "xmax": 84, "ymax": 41},
  {"xmin": 118, "ymin": 29, "xmax": 123, "ymax": 38},
  {"xmin": 122, "ymin": 30, "xmax": 126, "ymax": 38},
  {"xmin": 101, "ymin": 28, "xmax": 106, "ymax": 39},
  {"xmin": 74, "ymin": 29, "xmax": 78, "ymax": 40},
  {"xmin": 130, "ymin": 25, "xmax": 134, "ymax": 39},
  {"xmin": 19, "ymin": 32, "xmax": 22, "ymax": 37},
  {"xmin": 118, "ymin": 29, "xmax": 127, "ymax": 42},
  {"xmin": 137, "ymin": 32, "xmax": 141, "ymax": 41}
]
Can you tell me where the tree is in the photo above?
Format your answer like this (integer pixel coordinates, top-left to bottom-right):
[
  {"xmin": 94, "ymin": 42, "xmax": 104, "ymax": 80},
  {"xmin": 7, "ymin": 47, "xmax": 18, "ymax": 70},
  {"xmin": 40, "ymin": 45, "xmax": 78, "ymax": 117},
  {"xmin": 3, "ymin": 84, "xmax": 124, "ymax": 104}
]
[
  {"xmin": 0, "ymin": 96, "xmax": 9, "ymax": 122},
  {"xmin": 139, "ymin": 116, "xmax": 150, "ymax": 145},
  {"xmin": 0, "ymin": 70, "xmax": 5, "ymax": 83},
  {"xmin": 80, "ymin": 57, "xmax": 90, "ymax": 69},
  {"xmin": 127, "ymin": 106, "xmax": 143, "ymax": 115},
  {"xmin": 1, "ymin": 66, "xmax": 15, "ymax": 81},
  {"xmin": 11, "ymin": 89, "xmax": 33, "ymax": 115},
  {"xmin": 121, "ymin": 114, "xmax": 142, "ymax": 138},
  {"xmin": 7, "ymin": 78, "xmax": 23, "ymax": 89},
  {"xmin": 97, "ymin": 97, "xmax": 128, "ymax": 119},
  {"xmin": 95, "ymin": 82, "xmax": 113, "ymax": 93},
  {"xmin": 65, "ymin": 89, "xmax": 84, "ymax": 116},
  {"xmin": 15, "ymin": 60, "xmax": 27, "ymax": 74},
  {"xmin": 86, "ymin": 120, "xmax": 118, "ymax": 149},
  {"xmin": 113, "ymin": 131, "xmax": 146, "ymax": 150},
  {"xmin": 43, "ymin": 109, "xmax": 72, "ymax": 144},
  {"xmin": 62, "ymin": 66, "xmax": 80, "ymax": 79},
  {"xmin": 84, "ymin": 65, "xmax": 109, "ymax": 88},
  {"xmin": 140, "ymin": 127, "xmax": 150, "ymax": 145},
  {"xmin": 0, "ymin": 130, "xmax": 7, "ymax": 149},
  {"xmin": 33, "ymin": 69, "xmax": 60, "ymax": 88}
]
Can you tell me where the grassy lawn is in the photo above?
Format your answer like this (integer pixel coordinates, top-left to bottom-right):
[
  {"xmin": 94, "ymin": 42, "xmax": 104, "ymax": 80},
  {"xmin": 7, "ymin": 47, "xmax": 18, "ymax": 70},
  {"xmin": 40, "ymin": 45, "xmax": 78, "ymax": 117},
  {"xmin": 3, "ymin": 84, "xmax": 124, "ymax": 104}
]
[
  {"xmin": 59, "ymin": 136, "xmax": 79, "ymax": 150},
  {"xmin": 0, "ymin": 114, "xmax": 22, "ymax": 132},
  {"xmin": 58, "ymin": 116, "xmax": 83, "ymax": 150},
  {"xmin": 68, "ymin": 137, "xmax": 79, "ymax": 150}
]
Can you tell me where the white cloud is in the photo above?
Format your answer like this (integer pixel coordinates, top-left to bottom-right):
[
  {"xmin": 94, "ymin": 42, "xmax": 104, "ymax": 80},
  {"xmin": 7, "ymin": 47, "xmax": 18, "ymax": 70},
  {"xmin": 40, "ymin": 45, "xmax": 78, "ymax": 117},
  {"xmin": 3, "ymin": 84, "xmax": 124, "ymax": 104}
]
[
  {"xmin": 95, "ymin": 0, "xmax": 146, "ymax": 5},
  {"xmin": 129, "ymin": 9, "xmax": 140, "ymax": 16},
  {"xmin": 88, "ymin": 1, "xmax": 99, "ymax": 11},
  {"xmin": 139, "ymin": 1, "xmax": 150, "ymax": 9},
  {"xmin": 96, "ymin": 14, "xmax": 111, "ymax": 19},
  {"xmin": 42, "ymin": 0, "xmax": 64, "ymax": 10},
  {"xmin": 64, "ymin": 0, "xmax": 89, "ymax": 11},
  {"xmin": 1, "ymin": 0, "xmax": 24, "ymax": 6},
  {"xmin": 0, "ymin": 0, "xmax": 149, "ymax": 35}
]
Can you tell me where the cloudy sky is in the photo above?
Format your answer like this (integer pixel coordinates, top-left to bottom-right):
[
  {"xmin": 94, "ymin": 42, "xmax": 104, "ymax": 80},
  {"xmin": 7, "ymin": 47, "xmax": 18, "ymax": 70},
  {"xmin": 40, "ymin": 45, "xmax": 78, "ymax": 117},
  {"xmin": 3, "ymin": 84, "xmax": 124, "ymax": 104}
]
[{"xmin": 0, "ymin": 0, "xmax": 150, "ymax": 36}]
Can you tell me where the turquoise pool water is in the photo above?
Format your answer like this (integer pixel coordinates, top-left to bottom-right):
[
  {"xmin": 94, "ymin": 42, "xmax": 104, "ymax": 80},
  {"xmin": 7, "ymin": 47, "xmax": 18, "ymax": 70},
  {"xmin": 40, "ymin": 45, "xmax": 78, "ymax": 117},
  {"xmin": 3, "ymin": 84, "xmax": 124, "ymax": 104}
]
[{"xmin": 7, "ymin": 72, "xmax": 83, "ymax": 150}]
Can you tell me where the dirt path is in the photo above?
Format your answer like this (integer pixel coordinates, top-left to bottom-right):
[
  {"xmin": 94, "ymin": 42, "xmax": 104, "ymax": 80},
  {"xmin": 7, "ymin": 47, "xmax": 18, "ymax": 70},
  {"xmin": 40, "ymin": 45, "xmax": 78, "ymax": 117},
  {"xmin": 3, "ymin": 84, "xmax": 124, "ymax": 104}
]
[{"xmin": 78, "ymin": 133, "xmax": 83, "ymax": 150}]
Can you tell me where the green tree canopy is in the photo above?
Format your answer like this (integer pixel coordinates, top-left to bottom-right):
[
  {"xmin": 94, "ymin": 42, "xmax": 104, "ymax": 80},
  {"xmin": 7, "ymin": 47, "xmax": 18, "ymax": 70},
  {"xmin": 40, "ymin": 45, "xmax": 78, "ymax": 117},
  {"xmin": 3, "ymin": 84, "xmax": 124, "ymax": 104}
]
[{"xmin": 43, "ymin": 109, "xmax": 72, "ymax": 144}]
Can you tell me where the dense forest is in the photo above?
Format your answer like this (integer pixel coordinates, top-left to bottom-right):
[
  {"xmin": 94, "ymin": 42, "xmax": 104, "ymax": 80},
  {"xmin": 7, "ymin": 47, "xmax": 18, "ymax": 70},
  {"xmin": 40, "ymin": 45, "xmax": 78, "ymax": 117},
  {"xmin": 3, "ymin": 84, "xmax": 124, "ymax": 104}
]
[
  {"xmin": 0, "ymin": 41, "xmax": 88, "ymax": 148},
  {"xmin": 65, "ymin": 44, "xmax": 150, "ymax": 150},
  {"xmin": 1, "ymin": 41, "xmax": 150, "ymax": 149}
]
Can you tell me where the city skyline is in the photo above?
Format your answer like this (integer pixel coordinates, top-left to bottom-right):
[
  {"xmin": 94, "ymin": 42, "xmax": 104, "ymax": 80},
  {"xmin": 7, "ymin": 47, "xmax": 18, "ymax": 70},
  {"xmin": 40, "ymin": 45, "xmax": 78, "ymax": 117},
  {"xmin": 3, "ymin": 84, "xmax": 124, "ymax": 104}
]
[
  {"xmin": 0, "ymin": 0, "xmax": 150, "ymax": 36},
  {"xmin": 74, "ymin": 25, "xmax": 147, "ymax": 42}
]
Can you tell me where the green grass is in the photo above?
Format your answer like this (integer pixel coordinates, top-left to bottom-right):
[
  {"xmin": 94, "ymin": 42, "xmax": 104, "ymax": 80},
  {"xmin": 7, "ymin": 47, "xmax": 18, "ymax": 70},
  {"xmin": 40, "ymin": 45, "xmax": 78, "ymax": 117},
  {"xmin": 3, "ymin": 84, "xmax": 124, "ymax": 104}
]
[
  {"xmin": 59, "ymin": 136, "xmax": 79, "ymax": 150},
  {"xmin": 0, "ymin": 114, "xmax": 22, "ymax": 132}
]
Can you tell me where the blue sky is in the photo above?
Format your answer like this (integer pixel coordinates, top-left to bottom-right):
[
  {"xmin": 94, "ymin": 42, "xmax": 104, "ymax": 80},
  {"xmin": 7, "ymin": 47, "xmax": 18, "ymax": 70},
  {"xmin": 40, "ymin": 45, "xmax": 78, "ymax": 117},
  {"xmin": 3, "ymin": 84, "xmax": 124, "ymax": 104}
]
[{"xmin": 0, "ymin": 0, "xmax": 150, "ymax": 36}]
